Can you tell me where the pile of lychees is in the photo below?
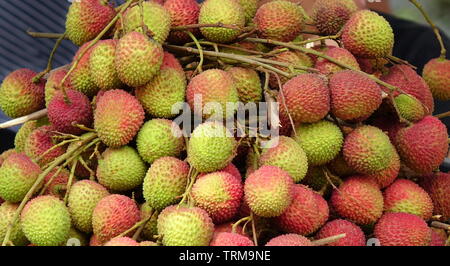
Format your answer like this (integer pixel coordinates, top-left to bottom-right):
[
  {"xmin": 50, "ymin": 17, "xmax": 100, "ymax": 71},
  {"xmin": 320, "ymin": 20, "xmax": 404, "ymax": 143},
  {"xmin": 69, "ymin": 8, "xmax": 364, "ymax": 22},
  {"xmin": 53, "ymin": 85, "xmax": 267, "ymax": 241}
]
[{"xmin": 0, "ymin": 0, "xmax": 449, "ymax": 247}]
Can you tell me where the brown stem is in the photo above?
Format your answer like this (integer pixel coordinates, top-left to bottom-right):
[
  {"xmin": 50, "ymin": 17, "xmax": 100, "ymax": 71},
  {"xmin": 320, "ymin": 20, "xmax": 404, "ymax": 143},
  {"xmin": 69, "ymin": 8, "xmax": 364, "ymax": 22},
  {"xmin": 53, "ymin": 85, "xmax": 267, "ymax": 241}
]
[
  {"xmin": 294, "ymin": 33, "xmax": 340, "ymax": 46},
  {"xmin": 0, "ymin": 109, "xmax": 47, "ymax": 129},
  {"xmin": 312, "ymin": 233, "xmax": 347, "ymax": 246},
  {"xmin": 1, "ymin": 134, "xmax": 98, "ymax": 246},
  {"xmin": 409, "ymin": 0, "xmax": 447, "ymax": 58},
  {"xmin": 26, "ymin": 31, "xmax": 67, "ymax": 39},
  {"xmin": 431, "ymin": 221, "xmax": 450, "ymax": 231},
  {"xmin": 435, "ymin": 111, "xmax": 450, "ymax": 119},
  {"xmin": 245, "ymin": 37, "xmax": 402, "ymax": 93},
  {"xmin": 32, "ymin": 33, "xmax": 67, "ymax": 83},
  {"xmin": 250, "ymin": 212, "xmax": 258, "ymax": 246},
  {"xmin": 387, "ymin": 55, "xmax": 417, "ymax": 69},
  {"xmin": 164, "ymin": 44, "xmax": 292, "ymax": 78},
  {"xmin": 172, "ymin": 23, "xmax": 249, "ymax": 32}
]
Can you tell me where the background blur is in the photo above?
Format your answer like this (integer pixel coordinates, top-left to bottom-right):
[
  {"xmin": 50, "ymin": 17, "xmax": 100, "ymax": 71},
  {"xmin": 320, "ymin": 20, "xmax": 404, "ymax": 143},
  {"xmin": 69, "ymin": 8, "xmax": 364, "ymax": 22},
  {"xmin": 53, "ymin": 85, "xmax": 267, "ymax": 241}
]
[{"xmin": 0, "ymin": 0, "xmax": 449, "ymax": 127}]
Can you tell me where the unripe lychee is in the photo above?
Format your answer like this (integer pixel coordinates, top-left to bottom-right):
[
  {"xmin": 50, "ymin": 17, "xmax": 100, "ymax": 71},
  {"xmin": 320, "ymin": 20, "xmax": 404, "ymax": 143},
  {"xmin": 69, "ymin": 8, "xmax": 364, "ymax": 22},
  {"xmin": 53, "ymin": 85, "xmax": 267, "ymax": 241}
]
[
  {"xmin": 244, "ymin": 165, "xmax": 294, "ymax": 217},
  {"xmin": 65, "ymin": 0, "xmax": 116, "ymax": 46},
  {"xmin": 94, "ymin": 89, "xmax": 145, "ymax": 147},
  {"xmin": 115, "ymin": 31, "xmax": 164, "ymax": 87},
  {"xmin": 192, "ymin": 171, "xmax": 243, "ymax": 223},
  {"xmin": 423, "ymin": 57, "xmax": 450, "ymax": 101},
  {"xmin": 0, "ymin": 68, "xmax": 45, "ymax": 118}
]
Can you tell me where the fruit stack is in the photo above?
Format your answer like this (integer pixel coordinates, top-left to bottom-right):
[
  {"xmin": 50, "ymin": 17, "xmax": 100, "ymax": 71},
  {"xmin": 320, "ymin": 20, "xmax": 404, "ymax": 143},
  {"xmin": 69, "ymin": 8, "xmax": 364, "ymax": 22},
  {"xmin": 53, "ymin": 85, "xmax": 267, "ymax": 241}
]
[{"xmin": 0, "ymin": 0, "xmax": 449, "ymax": 247}]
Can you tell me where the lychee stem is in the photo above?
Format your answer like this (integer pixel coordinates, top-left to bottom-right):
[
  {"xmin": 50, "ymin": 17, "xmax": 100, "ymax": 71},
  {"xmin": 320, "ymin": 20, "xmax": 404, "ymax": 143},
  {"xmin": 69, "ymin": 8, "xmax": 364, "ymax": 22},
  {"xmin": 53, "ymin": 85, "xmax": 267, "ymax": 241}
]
[
  {"xmin": 0, "ymin": 109, "xmax": 47, "ymax": 129},
  {"xmin": 312, "ymin": 233, "xmax": 346, "ymax": 246},
  {"xmin": 232, "ymin": 216, "xmax": 251, "ymax": 233},
  {"xmin": 63, "ymin": 159, "xmax": 78, "ymax": 204},
  {"xmin": 178, "ymin": 167, "xmax": 198, "ymax": 207},
  {"xmin": 250, "ymin": 212, "xmax": 258, "ymax": 246},
  {"xmin": 59, "ymin": 0, "xmax": 137, "ymax": 102},
  {"xmin": 26, "ymin": 31, "xmax": 66, "ymax": 39},
  {"xmin": 38, "ymin": 166, "xmax": 64, "ymax": 196},
  {"xmin": 435, "ymin": 110, "xmax": 450, "ymax": 119},
  {"xmin": 430, "ymin": 221, "xmax": 450, "ymax": 231},
  {"xmin": 32, "ymin": 33, "xmax": 67, "ymax": 83},
  {"xmin": 164, "ymin": 44, "xmax": 292, "ymax": 78},
  {"xmin": 1, "ymin": 134, "xmax": 98, "ymax": 246},
  {"xmin": 172, "ymin": 23, "xmax": 251, "ymax": 32},
  {"xmin": 273, "ymin": 71, "xmax": 297, "ymax": 136},
  {"xmin": 294, "ymin": 33, "xmax": 341, "ymax": 46},
  {"xmin": 386, "ymin": 55, "xmax": 417, "ymax": 70},
  {"xmin": 409, "ymin": 0, "xmax": 447, "ymax": 59},
  {"xmin": 117, "ymin": 216, "xmax": 152, "ymax": 239},
  {"xmin": 186, "ymin": 31, "xmax": 204, "ymax": 74},
  {"xmin": 244, "ymin": 37, "xmax": 403, "ymax": 93}
]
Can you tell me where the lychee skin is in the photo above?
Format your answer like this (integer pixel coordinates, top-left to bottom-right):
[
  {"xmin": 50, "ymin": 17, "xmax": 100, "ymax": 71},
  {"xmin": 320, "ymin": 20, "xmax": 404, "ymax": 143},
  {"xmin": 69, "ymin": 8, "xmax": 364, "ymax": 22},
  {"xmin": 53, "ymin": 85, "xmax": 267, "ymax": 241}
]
[
  {"xmin": 143, "ymin": 157, "xmax": 189, "ymax": 211},
  {"xmin": 381, "ymin": 65, "xmax": 434, "ymax": 114},
  {"xmin": 422, "ymin": 58, "xmax": 450, "ymax": 101},
  {"xmin": 274, "ymin": 185, "xmax": 328, "ymax": 235},
  {"xmin": 254, "ymin": 1, "xmax": 305, "ymax": 42},
  {"xmin": 430, "ymin": 228, "xmax": 447, "ymax": 246},
  {"xmin": 0, "ymin": 68, "xmax": 45, "ymax": 118},
  {"xmin": 329, "ymin": 70, "xmax": 382, "ymax": 122},
  {"xmin": 157, "ymin": 206, "xmax": 214, "ymax": 246},
  {"xmin": 315, "ymin": 47, "xmax": 360, "ymax": 75},
  {"xmin": 419, "ymin": 172, "xmax": 450, "ymax": 221},
  {"xmin": 92, "ymin": 194, "xmax": 141, "ymax": 243},
  {"xmin": 44, "ymin": 68, "xmax": 74, "ymax": 107},
  {"xmin": 25, "ymin": 126, "xmax": 67, "ymax": 167},
  {"xmin": 395, "ymin": 116, "xmax": 448, "ymax": 174},
  {"xmin": 312, "ymin": 0, "xmax": 358, "ymax": 35},
  {"xmin": 69, "ymin": 42, "xmax": 100, "ymax": 98},
  {"xmin": 47, "ymin": 90, "xmax": 93, "ymax": 135},
  {"xmin": 192, "ymin": 171, "xmax": 243, "ymax": 223},
  {"xmin": 330, "ymin": 176, "xmax": 384, "ymax": 225},
  {"xmin": 342, "ymin": 10, "xmax": 394, "ymax": 58},
  {"xmin": 244, "ymin": 166, "xmax": 294, "ymax": 218},
  {"xmin": 114, "ymin": 31, "xmax": 164, "ymax": 88},
  {"xmin": 89, "ymin": 39, "xmax": 124, "ymax": 90},
  {"xmin": 259, "ymin": 136, "xmax": 309, "ymax": 183},
  {"xmin": 374, "ymin": 212, "xmax": 431, "ymax": 246},
  {"xmin": 187, "ymin": 121, "xmax": 237, "ymax": 173},
  {"xmin": 65, "ymin": 0, "xmax": 116, "ymax": 46},
  {"xmin": 383, "ymin": 179, "xmax": 433, "ymax": 220},
  {"xmin": 210, "ymin": 232, "xmax": 254, "ymax": 246},
  {"xmin": 343, "ymin": 125, "xmax": 394, "ymax": 175},
  {"xmin": 316, "ymin": 219, "xmax": 366, "ymax": 246},
  {"xmin": 20, "ymin": 195, "xmax": 71, "ymax": 246},
  {"xmin": 68, "ymin": 180, "xmax": 110, "ymax": 233},
  {"xmin": 0, "ymin": 153, "xmax": 41, "ymax": 203},
  {"xmin": 265, "ymin": 234, "xmax": 313, "ymax": 246},
  {"xmin": 278, "ymin": 74, "xmax": 330, "ymax": 124},
  {"xmin": 199, "ymin": 0, "xmax": 245, "ymax": 43},
  {"xmin": 164, "ymin": 0, "xmax": 200, "ymax": 44},
  {"xmin": 42, "ymin": 168, "xmax": 70, "ymax": 200},
  {"xmin": 186, "ymin": 69, "xmax": 239, "ymax": 119},
  {"xmin": 364, "ymin": 149, "xmax": 400, "ymax": 189},
  {"xmin": 94, "ymin": 89, "xmax": 145, "ymax": 147},
  {"xmin": 104, "ymin": 237, "xmax": 140, "ymax": 246}
]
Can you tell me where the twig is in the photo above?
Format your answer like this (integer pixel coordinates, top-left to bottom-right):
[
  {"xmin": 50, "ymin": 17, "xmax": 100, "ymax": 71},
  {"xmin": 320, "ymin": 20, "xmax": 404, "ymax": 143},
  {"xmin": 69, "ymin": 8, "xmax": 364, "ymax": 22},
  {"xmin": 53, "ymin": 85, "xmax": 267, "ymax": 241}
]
[
  {"xmin": 63, "ymin": 159, "xmax": 78, "ymax": 204},
  {"xmin": 250, "ymin": 212, "xmax": 258, "ymax": 246},
  {"xmin": 312, "ymin": 233, "xmax": 346, "ymax": 246},
  {"xmin": 118, "ymin": 217, "xmax": 152, "ymax": 238},
  {"xmin": 164, "ymin": 44, "xmax": 292, "ymax": 78},
  {"xmin": 187, "ymin": 31, "xmax": 204, "ymax": 75},
  {"xmin": 387, "ymin": 55, "xmax": 417, "ymax": 69},
  {"xmin": 0, "ymin": 109, "xmax": 48, "ymax": 129},
  {"xmin": 172, "ymin": 23, "xmax": 247, "ymax": 31},
  {"xmin": 431, "ymin": 221, "xmax": 450, "ymax": 231},
  {"xmin": 32, "ymin": 33, "xmax": 67, "ymax": 83},
  {"xmin": 409, "ymin": 0, "xmax": 447, "ymax": 58},
  {"xmin": 26, "ymin": 31, "xmax": 67, "ymax": 39},
  {"xmin": 435, "ymin": 111, "xmax": 450, "ymax": 119}
]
